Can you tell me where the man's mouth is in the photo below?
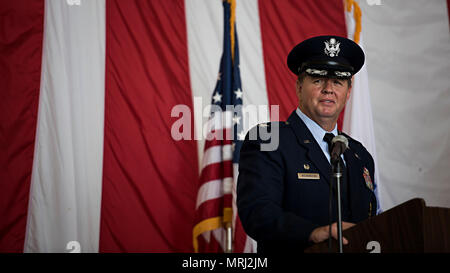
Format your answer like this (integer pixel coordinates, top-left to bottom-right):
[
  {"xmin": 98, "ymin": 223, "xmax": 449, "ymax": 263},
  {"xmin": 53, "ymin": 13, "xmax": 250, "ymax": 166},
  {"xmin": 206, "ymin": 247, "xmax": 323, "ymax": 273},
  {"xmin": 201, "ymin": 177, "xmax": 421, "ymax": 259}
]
[{"xmin": 319, "ymin": 99, "xmax": 335, "ymax": 104}]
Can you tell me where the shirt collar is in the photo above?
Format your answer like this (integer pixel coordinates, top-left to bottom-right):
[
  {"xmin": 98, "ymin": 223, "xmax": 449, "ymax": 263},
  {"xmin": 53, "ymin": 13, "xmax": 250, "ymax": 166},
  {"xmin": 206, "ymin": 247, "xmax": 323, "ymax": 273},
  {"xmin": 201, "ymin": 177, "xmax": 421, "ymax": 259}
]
[{"xmin": 295, "ymin": 107, "xmax": 338, "ymax": 144}]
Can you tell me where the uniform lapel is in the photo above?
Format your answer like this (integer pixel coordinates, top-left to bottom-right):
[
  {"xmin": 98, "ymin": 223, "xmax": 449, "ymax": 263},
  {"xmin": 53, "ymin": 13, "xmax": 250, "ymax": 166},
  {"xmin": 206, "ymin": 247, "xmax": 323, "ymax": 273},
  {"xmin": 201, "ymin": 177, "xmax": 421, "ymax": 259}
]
[{"xmin": 287, "ymin": 111, "xmax": 331, "ymax": 185}]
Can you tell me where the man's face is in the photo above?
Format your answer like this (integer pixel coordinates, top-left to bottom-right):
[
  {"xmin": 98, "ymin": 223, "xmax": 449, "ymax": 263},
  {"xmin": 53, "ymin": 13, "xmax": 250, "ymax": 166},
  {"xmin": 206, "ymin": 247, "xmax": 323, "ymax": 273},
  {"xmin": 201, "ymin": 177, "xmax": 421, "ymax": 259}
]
[{"xmin": 296, "ymin": 75, "xmax": 351, "ymax": 128}]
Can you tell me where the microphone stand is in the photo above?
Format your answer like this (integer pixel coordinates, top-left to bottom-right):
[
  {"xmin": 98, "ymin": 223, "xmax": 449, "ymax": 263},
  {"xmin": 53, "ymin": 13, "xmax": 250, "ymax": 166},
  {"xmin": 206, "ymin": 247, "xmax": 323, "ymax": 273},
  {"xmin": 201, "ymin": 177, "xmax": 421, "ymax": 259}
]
[{"xmin": 331, "ymin": 157, "xmax": 344, "ymax": 253}]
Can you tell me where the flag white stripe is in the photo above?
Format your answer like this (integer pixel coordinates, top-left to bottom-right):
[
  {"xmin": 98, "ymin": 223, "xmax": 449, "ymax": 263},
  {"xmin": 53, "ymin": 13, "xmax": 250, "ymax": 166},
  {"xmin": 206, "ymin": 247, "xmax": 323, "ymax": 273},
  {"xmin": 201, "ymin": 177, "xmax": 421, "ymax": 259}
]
[
  {"xmin": 212, "ymin": 228, "xmax": 226, "ymax": 251},
  {"xmin": 201, "ymin": 145, "xmax": 233, "ymax": 167},
  {"xmin": 236, "ymin": 0, "xmax": 270, "ymax": 122},
  {"xmin": 243, "ymin": 235, "xmax": 257, "ymax": 253},
  {"xmin": 25, "ymin": 0, "xmax": 105, "ymax": 252},
  {"xmin": 234, "ymin": 0, "xmax": 264, "ymax": 253},
  {"xmin": 186, "ymin": 0, "xmax": 223, "ymax": 168},
  {"xmin": 196, "ymin": 178, "xmax": 233, "ymax": 209}
]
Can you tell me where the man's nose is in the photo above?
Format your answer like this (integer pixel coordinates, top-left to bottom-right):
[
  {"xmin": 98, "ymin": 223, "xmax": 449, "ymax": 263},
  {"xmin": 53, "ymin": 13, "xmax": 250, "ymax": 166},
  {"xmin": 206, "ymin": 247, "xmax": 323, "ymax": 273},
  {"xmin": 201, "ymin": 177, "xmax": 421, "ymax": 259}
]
[{"xmin": 322, "ymin": 79, "xmax": 334, "ymax": 94}]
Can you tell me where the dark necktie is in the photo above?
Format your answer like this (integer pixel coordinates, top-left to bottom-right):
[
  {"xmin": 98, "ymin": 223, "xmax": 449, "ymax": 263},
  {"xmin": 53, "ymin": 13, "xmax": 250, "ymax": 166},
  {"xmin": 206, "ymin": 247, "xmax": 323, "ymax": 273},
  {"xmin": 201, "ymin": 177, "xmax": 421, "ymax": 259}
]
[{"xmin": 323, "ymin": 133, "xmax": 335, "ymax": 157}]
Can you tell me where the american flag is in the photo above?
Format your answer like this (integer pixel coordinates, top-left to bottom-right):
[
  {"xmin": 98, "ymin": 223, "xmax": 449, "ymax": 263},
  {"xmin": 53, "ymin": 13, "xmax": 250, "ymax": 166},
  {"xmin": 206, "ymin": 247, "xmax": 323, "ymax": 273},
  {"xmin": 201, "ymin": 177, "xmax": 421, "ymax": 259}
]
[{"xmin": 193, "ymin": 0, "xmax": 251, "ymax": 253}]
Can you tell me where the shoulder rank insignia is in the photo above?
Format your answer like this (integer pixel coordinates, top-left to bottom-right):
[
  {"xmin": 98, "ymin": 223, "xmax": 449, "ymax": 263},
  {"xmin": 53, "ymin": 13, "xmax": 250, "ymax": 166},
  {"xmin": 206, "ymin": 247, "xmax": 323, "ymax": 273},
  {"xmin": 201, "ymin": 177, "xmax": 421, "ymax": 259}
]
[{"xmin": 363, "ymin": 167, "xmax": 374, "ymax": 191}]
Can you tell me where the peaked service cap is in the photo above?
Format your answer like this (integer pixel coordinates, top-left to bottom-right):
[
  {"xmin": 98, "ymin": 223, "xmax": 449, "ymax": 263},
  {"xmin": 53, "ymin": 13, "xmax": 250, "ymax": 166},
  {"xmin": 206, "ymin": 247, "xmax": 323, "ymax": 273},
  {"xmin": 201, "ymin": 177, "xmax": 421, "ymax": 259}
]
[{"xmin": 287, "ymin": 35, "xmax": 365, "ymax": 79}]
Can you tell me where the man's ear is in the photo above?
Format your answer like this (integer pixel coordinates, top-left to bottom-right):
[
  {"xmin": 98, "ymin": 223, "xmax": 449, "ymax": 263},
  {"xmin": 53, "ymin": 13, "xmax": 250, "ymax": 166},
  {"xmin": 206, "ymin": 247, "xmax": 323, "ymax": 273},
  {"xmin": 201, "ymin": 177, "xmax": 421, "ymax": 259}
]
[
  {"xmin": 296, "ymin": 79, "xmax": 302, "ymax": 96},
  {"xmin": 346, "ymin": 77, "xmax": 353, "ymax": 102}
]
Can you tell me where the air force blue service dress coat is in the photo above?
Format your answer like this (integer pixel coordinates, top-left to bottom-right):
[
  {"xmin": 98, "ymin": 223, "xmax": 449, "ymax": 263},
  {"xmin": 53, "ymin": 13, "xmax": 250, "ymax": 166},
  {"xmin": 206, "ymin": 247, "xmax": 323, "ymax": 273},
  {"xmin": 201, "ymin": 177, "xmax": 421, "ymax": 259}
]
[{"xmin": 237, "ymin": 111, "xmax": 378, "ymax": 253}]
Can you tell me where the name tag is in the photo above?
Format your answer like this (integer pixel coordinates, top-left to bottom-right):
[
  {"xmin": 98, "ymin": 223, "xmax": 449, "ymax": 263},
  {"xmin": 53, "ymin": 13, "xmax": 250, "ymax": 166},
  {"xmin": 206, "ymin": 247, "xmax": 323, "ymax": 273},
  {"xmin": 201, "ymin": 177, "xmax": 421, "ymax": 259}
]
[{"xmin": 298, "ymin": 173, "xmax": 320, "ymax": 180}]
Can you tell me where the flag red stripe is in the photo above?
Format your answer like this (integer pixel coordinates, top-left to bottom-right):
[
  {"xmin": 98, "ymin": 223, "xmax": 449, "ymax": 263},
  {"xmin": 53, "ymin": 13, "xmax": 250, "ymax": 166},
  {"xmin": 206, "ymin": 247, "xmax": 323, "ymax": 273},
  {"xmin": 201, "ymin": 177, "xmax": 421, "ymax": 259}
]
[
  {"xmin": 203, "ymin": 133, "xmax": 233, "ymax": 150},
  {"xmin": 100, "ymin": 0, "xmax": 198, "ymax": 252},
  {"xmin": 196, "ymin": 197, "xmax": 229, "ymax": 221},
  {"xmin": 197, "ymin": 231, "xmax": 224, "ymax": 253},
  {"xmin": 258, "ymin": 0, "xmax": 348, "ymax": 121},
  {"xmin": 232, "ymin": 215, "xmax": 247, "ymax": 252},
  {"xmin": 198, "ymin": 161, "xmax": 233, "ymax": 186},
  {"xmin": 0, "ymin": 0, "xmax": 44, "ymax": 252},
  {"xmin": 447, "ymin": 0, "xmax": 450, "ymax": 27}
]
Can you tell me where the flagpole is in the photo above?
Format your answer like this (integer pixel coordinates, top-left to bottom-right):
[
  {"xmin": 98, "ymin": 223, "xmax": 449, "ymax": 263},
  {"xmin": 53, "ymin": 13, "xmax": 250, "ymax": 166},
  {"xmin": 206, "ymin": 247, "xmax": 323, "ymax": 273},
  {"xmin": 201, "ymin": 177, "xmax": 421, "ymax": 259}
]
[
  {"xmin": 225, "ymin": 0, "xmax": 236, "ymax": 254},
  {"xmin": 225, "ymin": 222, "xmax": 233, "ymax": 253},
  {"xmin": 194, "ymin": 0, "xmax": 240, "ymax": 253}
]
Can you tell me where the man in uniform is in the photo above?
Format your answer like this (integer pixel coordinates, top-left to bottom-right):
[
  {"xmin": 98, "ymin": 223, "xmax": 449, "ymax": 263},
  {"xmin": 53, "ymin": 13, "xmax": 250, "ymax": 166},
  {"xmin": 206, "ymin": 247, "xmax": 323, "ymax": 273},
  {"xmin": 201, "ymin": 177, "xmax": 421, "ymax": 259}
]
[{"xmin": 237, "ymin": 35, "xmax": 378, "ymax": 253}]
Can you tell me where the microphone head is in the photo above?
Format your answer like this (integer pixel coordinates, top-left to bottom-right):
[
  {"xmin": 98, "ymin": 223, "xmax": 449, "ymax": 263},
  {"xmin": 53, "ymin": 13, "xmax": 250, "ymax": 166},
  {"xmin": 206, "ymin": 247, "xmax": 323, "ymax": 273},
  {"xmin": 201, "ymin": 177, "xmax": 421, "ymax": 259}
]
[{"xmin": 331, "ymin": 135, "xmax": 349, "ymax": 150}]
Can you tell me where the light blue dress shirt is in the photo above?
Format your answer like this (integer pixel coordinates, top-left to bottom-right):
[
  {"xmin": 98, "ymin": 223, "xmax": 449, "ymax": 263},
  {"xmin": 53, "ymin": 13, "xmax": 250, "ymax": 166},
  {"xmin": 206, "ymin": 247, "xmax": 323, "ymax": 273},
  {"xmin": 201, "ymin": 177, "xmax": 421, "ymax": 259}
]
[{"xmin": 295, "ymin": 108, "xmax": 345, "ymax": 164}]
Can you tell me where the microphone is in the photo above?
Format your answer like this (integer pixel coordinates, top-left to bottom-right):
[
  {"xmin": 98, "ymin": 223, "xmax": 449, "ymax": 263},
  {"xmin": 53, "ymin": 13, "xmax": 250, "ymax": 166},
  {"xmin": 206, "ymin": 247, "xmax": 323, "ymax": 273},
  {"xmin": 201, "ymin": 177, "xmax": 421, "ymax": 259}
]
[
  {"xmin": 329, "ymin": 134, "xmax": 349, "ymax": 253},
  {"xmin": 330, "ymin": 135, "xmax": 349, "ymax": 162}
]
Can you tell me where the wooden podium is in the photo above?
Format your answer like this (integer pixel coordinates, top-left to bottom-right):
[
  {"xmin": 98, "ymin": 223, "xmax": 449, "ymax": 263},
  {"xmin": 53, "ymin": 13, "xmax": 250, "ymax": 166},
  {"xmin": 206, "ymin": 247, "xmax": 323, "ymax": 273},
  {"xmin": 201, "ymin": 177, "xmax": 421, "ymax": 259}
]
[{"xmin": 304, "ymin": 198, "xmax": 450, "ymax": 253}]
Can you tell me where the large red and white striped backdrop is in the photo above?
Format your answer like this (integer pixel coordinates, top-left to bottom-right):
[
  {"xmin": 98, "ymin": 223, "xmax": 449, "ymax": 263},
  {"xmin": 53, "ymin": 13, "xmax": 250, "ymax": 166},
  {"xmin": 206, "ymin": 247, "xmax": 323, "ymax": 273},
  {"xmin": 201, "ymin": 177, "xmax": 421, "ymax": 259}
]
[{"xmin": 1, "ymin": 0, "xmax": 377, "ymax": 252}]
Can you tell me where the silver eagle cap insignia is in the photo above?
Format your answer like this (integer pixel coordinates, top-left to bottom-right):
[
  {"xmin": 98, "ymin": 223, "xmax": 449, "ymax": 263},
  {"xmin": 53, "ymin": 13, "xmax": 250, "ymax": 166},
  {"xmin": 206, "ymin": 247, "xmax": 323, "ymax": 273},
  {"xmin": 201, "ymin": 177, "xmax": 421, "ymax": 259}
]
[{"xmin": 324, "ymin": 38, "xmax": 340, "ymax": 57}]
